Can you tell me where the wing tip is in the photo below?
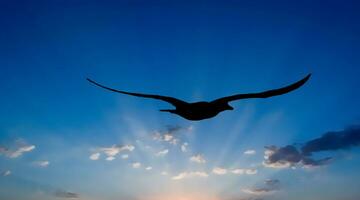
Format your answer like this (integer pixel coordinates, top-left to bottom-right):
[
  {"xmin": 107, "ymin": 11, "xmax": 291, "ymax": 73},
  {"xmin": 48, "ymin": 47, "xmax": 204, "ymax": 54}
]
[
  {"xmin": 86, "ymin": 78, "xmax": 96, "ymax": 84},
  {"xmin": 300, "ymin": 73, "xmax": 312, "ymax": 84}
]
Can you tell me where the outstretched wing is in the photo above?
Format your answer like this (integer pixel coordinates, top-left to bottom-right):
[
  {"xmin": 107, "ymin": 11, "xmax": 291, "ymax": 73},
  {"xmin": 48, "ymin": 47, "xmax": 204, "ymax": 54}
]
[
  {"xmin": 211, "ymin": 74, "xmax": 311, "ymax": 104},
  {"xmin": 87, "ymin": 78, "xmax": 188, "ymax": 107}
]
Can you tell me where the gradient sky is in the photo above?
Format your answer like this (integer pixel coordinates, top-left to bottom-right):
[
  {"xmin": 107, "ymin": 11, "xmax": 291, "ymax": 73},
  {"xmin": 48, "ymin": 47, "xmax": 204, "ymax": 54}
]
[{"xmin": 1, "ymin": 1, "xmax": 360, "ymax": 200}]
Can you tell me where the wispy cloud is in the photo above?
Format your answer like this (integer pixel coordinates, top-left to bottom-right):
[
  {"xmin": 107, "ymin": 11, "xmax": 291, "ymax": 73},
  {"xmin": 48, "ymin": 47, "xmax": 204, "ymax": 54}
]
[
  {"xmin": 155, "ymin": 149, "xmax": 169, "ymax": 157},
  {"xmin": 90, "ymin": 144, "xmax": 135, "ymax": 161},
  {"xmin": 181, "ymin": 142, "xmax": 188, "ymax": 152},
  {"xmin": 54, "ymin": 190, "xmax": 79, "ymax": 199},
  {"xmin": 106, "ymin": 156, "xmax": 115, "ymax": 161},
  {"xmin": 33, "ymin": 160, "xmax": 50, "ymax": 168},
  {"xmin": 172, "ymin": 171, "xmax": 209, "ymax": 180},
  {"xmin": 245, "ymin": 169, "xmax": 258, "ymax": 175},
  {"xmin": 2, "ymin": 170, "xmax": 11, "ymax": 176},
  {"xmin": 242, "ymin": 179, "xmax": 280, "ymax": 196},
  {"xmin": 132, "ymin": 162, "xmax": 141, "ymax": 169},
  {"xmin": 145, "ymin": 166, "xmax": 152, "ymax": 171},
  {"xmin": 152, "ymin": 125, "xmax": 192, "ymax": 146},
  {"xmin": 212, "ymin": 167, "xmax": 227, "ymax": 175},
  {"xmin": 89, "ymin": 153, "xmax": 100, "ymax": 160},
  {"xmin": 121, "ymin": 154, "xmax": 129, "ymax": 159},
  {"xmin": 242, "ymin": 188, "xmax": 275, "ymax": 195},
  {"xmin": 231, "ymin": 168, "xmax": 245, "ymax": 175},
  {"xmin": 0, "ymin": 140, "xmax": 35, "ymax": 158},
  {"xmin": 190, "ymin": 154, "xmax": 206, "ymax": 164},
  {"xmin": 244, "ymin": 150, "xmax": 256, "ymax": 155}
]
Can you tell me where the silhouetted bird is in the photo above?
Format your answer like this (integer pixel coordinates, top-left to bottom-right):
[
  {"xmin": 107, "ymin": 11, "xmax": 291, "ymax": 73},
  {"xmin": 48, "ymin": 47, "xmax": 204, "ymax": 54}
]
[{"xmin": 87, "ymin": 74, "xmax": 311, "ymax": 121}]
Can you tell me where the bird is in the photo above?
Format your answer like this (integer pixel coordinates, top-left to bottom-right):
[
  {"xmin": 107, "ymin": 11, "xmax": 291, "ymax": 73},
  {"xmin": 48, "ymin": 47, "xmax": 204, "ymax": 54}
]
[{"xmin": 87, "ymin": 74, "xmax": 311, "ymax": 121}]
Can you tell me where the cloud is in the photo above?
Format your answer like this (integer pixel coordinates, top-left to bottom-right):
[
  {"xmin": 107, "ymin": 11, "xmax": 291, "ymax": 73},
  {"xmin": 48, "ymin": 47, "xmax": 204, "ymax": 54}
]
[
  {"xmin": 155, "ymin": 149, "xmax": 169, "ymax": 157},
  {"xmin": 132, "ymin": 162, "xmax": 141, "ymax": 169},
  {"xmin": 0, "ymin": 140, "xmax": 35, "ymax": 158},
  {"xmin": 121, "ymin": 154, "xmax": 129, "ymax": 159},
  {"xmin": 301, "ymin": 126, "xmax": 360, "ymax": 155},
  {"xmin": 244, "ymin": 150, "xmax": 256, "ymax": 155},
  {"xmin": 152, "ymin": 125, "xmax": 192, "ymax": 146},
  {"xmin": 242, "ymin": 188, "xmax": 275, "ymax": 195},
  {"xmin": 100, "ymin": 144, "xmax": 135, "ymax": 157},
  {"xmin": 172, "ymin": 171, "xmax": 209, "ymax": 180},
  {"xmin": 2, "ymin": 170, "xmax": 11, "ymax": 176},
  {"xmin": 212, "ymin": 167, "xmax": 227, "ymax": 175},
  {"xmin": 263, "ymin": 126, "xmax": 360, "ymax": 169},
  {"xmin": 245, "ymin": 169, "xmax": 258, "ymax": 175},
  {"xmin": 90, "ymin": 144, "xmax": 135, "ymax": 161},
  {"xmin": 243, "ymin": 179, "xmax": 280, "ymax": 196},
  {"xmin": 106, "ymin": 156, "xmax": 115, "ymax": 161},
  {"xmin": 54, "ymin": 190, "xmax": 79, "ymax": 199},
  {"xmin": 263, "ymin": 145, "xmax": 332, "ymax": 169},
  {"xmin": 231, "ymin": 168, "xmax": 245, "ymax": 175},
  {"xmin": 145, "ymin": 166, "xmax": 152, "ymax": 171},
  {"xmin": 89, "ymin": 153, "xmax": 100, "ymax": 160},
  {"xmin": 161, "ymin": 171, "xmax": 168, "ymax": 176},
  {"xmin": 33, "ymin": 160, "xmax": 50, "ymax": 168},
  {"xmin": 263, "ymin": 145, "xmax": 302, "ymax": 168},
  {"xmin": 181, "ymin": 142, "xmax": 188, "ymax": 152},
  {"xmin": 264, "ymin": 179, "xmax": 280, "ymax": 188},
  {"xmin": 190, "ymin": 154, "xmax": 206, "ymax": 164}
]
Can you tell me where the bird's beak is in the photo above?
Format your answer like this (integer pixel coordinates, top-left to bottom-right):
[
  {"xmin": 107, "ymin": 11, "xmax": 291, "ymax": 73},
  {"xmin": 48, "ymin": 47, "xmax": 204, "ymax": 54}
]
[{"xmin": 227, "ymin": 105, "xmax": 234, "ymax": 110}]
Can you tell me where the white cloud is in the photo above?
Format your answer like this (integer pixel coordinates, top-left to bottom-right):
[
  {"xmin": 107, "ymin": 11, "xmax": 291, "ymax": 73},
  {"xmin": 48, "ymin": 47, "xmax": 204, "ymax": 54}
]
[
  {"xmin": 132, "ymin": 162, "xmax": 141, "ymax": 169},
  {"xmin": 169, "ymin": 138, "xmax": 179, "ymax": 145},
  {"xmin": 0, "ymin": 142, "xmax": 35, "ymax": 158},
  {"xmin": 181, "ymin": 143, "xmax": 188, "ymax": 152},
  {"xmin": 161, "ymin": 171, "xmax": 168, "ymax": 176},
  {"xmin": 33, "ymin": 160, "xmax": 50, "ymax": 168},
  {"xmin": 212, "ymin": 167, "xmax": 227, "ymax": 175},
  {"xmin": 244, "ymin": 150, "xmax": 256, "ymax": 155},
  {"xmin": 231, "ymin": 168, "xmax": 245, "ymax": 175},
  {"xmin": 245, "ymin": 169, "xmax": 258, "ymax": 175},
  {"xmin": 90, "ymin": 144, "xmax": 135, "ymax": 161},
  {"xmin": 153, "ymin": 132, "xmax": 179, "ymax": 146},
  {"xmin": 145, "ymin": 166, "xmax": 152, "ymax": 171},
  {"xmin": 89, "ymin": 153, "xmax": 100, "ymax": 160},
  {"xmin": 163, "ymin": 134, "xmax": 173, "ymax": 142},
  {"xmin": 242, "ymin": 188, "xmax": 274, "ymax": 195},
  {"xmin": 172, "ymin": 171, "xmax": 209, "ymax": 180},
  {"xmin": 106, "ymin": 156, "xmax": 115, "ymax": 161},
  {"xmin": 155, "ymin": 149, "xmax": 169, "ymax": 157},
  {"xmin": 2, "ymin": 170, "xmax": 11, "ymax": 176},
  {"xmin": 100, "ymin": 144, "xmax": 135, "ymax": 157},
  {"xmin": 121, "ymin": 154, "xmax": 129, "ymax": 159},
  {"xmin": 190, "ymin": 154, "xmax": 206, "ymax": 164}
]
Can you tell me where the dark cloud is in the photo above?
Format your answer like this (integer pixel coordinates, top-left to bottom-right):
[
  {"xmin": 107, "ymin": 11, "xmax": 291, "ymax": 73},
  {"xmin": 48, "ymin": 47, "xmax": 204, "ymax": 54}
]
[
  {"xmin": 263, "ymin": 145, "xmax": 333, "ymax": 168},
  {"xmin": 165, "ymin": 125, "xmax": 183, "ymax": 133},
  {"xmin": 302, "ymin": 126, "xmax": 360, "ymax": 155},
  {"xmin": 264, "ymin": 126, "xmax": 360, "ymax": 168},
  {"xmin": 243, "ymin": 179, "xmax": 280, "ymax": 196},
  {"xmin": 264, "ymin": 179, "xmax": 280, "ymax": 188},
  {"xmin": 54, "ymin": 190, "xmax": 79, "ymax": 199}
]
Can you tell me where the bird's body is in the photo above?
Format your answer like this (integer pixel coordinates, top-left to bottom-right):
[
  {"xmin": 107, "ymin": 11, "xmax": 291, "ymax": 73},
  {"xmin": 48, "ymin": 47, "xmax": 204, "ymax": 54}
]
[
  {"xmin": 162, "ymin": 101, "xmax": 233, "ymax": 121},
  {"xmin": 87, "ymin": 74, "xmax": 311, "ymax": 121}
]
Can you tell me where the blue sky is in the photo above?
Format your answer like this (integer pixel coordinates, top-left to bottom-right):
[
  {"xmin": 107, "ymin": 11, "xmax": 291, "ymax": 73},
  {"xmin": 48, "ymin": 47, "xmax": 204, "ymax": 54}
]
[{"xmin": 0, "ymin": 1, "xmax": 360, "ymax": 200}]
